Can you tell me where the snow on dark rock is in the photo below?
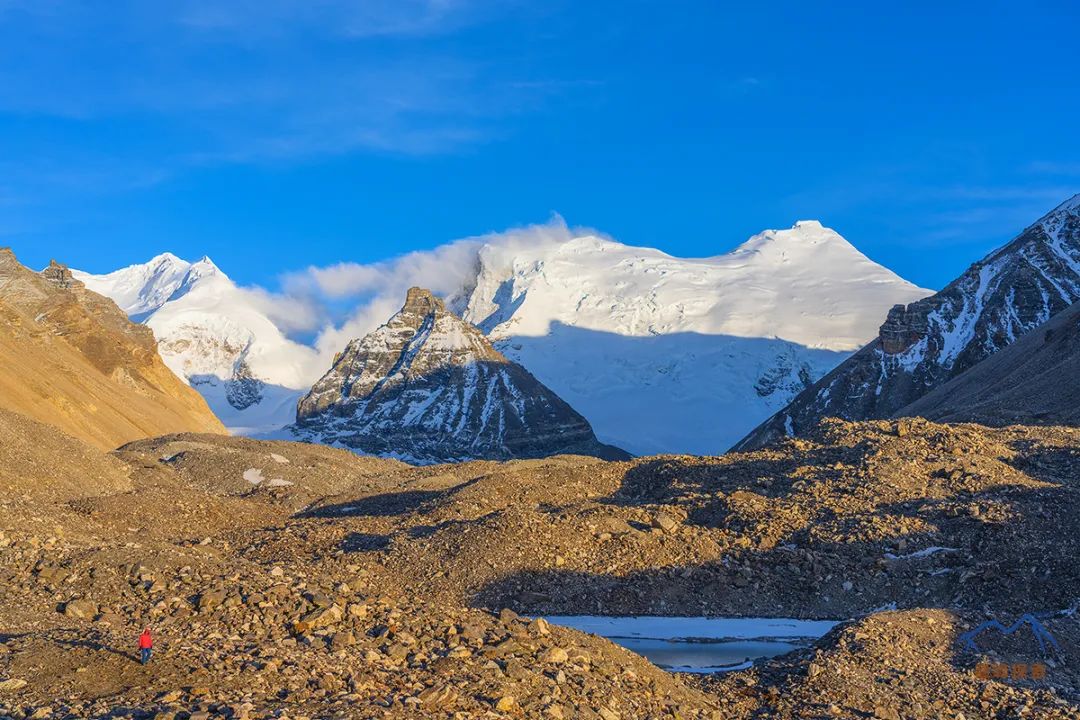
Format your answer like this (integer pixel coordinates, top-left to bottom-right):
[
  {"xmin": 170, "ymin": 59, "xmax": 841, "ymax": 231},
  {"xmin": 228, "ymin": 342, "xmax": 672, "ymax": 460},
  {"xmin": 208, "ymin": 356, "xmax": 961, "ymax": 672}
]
[
  {"xmin": 289, "ymin": 287, "xmax": 629, "ymax": 464},
  {"xmin": 736, "ymin": 194, "xmax": 1080, "ymax": 450}
]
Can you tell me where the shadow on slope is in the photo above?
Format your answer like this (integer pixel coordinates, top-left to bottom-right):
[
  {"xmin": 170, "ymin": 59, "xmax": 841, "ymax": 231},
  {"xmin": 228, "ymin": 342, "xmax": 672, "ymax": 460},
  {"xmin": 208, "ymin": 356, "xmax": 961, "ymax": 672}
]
[
  {"xmin": 498, "ymin": 321, "xmax": 851, "ymax": 456},
  {"xmin": 465, "ymin": 423, "xmax": 1080, "ymax": 620}
]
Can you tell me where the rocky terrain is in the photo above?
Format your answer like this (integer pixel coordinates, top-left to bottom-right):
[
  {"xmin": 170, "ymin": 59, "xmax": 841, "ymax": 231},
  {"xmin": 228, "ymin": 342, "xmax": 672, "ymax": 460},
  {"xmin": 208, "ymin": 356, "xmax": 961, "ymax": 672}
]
[
  {"xmin": 4, "ymin": 233, "xmax": 1080, "ymax": 720},
  {"xmin": 288, "ymin": 287, "xmax": 627, "ymax": 463},
  {"xmin": 0, "ymin": 248, "xmax": 224, "ymax": 449},
  {"xmin": 1, "ymin": 409, "xmax": 1078, "ymax": 718},
  {"xmin": 738, "ymin": 193, "xmax": 1080, "ymax": 451},
  {"xmin": 899, "ymin": 299, "xmax": 1080, "ymax": 427}
]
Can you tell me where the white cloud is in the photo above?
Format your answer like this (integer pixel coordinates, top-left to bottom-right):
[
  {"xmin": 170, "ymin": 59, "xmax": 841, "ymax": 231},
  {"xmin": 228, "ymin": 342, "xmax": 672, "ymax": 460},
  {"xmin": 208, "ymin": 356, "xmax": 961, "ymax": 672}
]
[
  {"xmin": 270, "ymin": 217, "xmax": 576, "ymax": 369},
  {"xmin": 236, "ymin": 286, "xmax": 325, "ymax": 335},
  {"xmin": 0, "ymin": 0, "xmax": 554, "ymax": 165},
  {"xmin": 176, "ymin": 0, "xmax": 490, "ymax": 39}
]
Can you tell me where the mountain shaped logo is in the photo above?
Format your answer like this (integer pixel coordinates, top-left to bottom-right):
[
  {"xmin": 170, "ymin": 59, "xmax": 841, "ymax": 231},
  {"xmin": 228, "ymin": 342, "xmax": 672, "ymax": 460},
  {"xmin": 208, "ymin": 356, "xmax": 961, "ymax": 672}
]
[{"xmin": 957, "ymin": 614, "xmax": 1062, "ymax": 656}]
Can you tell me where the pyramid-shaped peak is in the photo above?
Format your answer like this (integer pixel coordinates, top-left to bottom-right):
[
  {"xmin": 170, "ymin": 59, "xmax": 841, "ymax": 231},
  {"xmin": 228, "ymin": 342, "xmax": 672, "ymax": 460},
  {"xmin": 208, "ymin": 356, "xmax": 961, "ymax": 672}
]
[{"xmin": 294, "ymin": 284, "xmax": 627, "ymax": 462}]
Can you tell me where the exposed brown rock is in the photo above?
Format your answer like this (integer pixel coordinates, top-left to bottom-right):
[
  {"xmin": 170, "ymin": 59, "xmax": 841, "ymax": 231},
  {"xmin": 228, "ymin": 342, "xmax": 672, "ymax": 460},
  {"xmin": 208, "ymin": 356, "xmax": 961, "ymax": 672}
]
[{"xmin": 0, "ymin": 248, "xmax": 224, "ymax": 449}]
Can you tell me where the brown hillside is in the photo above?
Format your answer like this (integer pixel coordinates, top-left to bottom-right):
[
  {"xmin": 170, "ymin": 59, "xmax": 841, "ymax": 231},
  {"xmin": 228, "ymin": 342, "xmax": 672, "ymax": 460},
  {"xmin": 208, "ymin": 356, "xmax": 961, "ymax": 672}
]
[
  {"xmin": 1, "ymin": 422, "xmax": 1078, "ymax": 717},
  {"xmin": 0, "ymin": 407, "xmax": 132, "ymax": 503},
  {"xmin": 0, "ymin": 248, "xmax": 224, "ymax": 449}
]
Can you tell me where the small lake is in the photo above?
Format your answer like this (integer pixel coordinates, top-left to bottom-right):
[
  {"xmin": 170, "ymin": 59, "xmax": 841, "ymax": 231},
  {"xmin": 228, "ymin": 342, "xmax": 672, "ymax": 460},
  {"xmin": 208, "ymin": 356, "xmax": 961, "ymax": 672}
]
[{"xmin": 545, "ymin": 616, "xmax": 840, "ymax": 674}]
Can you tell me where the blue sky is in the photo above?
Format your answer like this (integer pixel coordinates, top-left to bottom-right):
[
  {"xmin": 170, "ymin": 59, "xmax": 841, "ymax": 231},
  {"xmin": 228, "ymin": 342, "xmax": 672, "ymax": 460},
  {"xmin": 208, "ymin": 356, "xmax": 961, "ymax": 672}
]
[{"xmin": 1, "ymin": 0, "xmax": 1078, "ymax": 291}]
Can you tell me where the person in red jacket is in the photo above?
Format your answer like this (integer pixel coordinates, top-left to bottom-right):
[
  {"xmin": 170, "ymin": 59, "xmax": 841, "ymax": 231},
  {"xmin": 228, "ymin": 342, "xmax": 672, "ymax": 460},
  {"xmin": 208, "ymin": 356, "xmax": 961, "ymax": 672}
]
[{"xmin": 138, "ymin": 627, "xmax": 153, "ymax": 665}]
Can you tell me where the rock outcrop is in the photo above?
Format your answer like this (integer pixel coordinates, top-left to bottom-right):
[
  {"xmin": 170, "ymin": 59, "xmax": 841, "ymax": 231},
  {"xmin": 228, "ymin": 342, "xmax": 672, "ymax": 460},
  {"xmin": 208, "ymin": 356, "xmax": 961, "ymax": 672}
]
[
  {"xmin": 898, "ymin": 299, "xmax": 1080, "ymax": 426},
  {"xmin": 736, "ymin": 194, "xmax": 1080, "ymax": 450},
  {"xmin": 0, "ymin": 247, "xmax": 225, "ymax": 449},
  {"xmin": 291, "ymin": 287, "xmax": 628, "ymax": 463}
]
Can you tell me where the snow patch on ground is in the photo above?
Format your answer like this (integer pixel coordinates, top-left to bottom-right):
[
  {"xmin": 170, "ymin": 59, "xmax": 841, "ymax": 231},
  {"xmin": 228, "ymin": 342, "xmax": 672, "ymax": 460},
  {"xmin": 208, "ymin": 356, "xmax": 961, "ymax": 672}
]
[
  {"xmin": 883, "ymin": 546, "xmax": 958, "ymax": 561},
  {"xmin": 243, "ymin": 468, "xmax": 292, "ymax": 487}
]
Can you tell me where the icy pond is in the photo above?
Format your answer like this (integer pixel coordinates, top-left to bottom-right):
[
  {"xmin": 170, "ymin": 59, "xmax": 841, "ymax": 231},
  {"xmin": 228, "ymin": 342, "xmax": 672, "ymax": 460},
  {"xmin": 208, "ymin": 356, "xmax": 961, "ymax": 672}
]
[{"xmin": 545, "ymin": 616, "xmax": 840, "ymax": 674}]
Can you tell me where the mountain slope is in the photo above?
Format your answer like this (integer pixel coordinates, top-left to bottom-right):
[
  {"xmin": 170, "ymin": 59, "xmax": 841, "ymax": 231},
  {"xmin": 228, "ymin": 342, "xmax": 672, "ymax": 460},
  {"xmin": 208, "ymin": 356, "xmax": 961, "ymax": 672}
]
[
  {"xmin": 736, "ymin": 194, "xmax": 1080, "ymax": 450},
  {"xmin": 459, "ymin": 221, "xmax": 930, "ymax": 454},
  {"xmin": 0, "ymin": 248, "xmax": 225, "ymax": 449},
  {"xmin": 898, "ymin": 299, "xmax": 1080, "ymax": 427},
  {"xmin": 75, "ymin": 255, "xmax": 320, "ymax": 434},
  {"xmin": 0, "ymin": 407, "xmax": 133, "ymax": 503},
  {"xmin": 288, "ymin": 287, "xmax": 628, "ymax": 463}
]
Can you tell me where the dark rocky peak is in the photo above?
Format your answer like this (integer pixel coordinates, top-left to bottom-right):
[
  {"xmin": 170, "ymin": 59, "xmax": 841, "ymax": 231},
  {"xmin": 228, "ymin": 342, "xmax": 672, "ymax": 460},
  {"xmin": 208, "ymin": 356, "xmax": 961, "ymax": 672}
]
[
  {"xmin": 735, "ymin": 193, "xmax": 1080, "ymax": 451},
  {"xmin": 402, "ymin": 286, "xmax": 444, "ymax": 315},
  {"xmin": 291, "ymin": 287, "xmax": 628, "ymax": 463}
]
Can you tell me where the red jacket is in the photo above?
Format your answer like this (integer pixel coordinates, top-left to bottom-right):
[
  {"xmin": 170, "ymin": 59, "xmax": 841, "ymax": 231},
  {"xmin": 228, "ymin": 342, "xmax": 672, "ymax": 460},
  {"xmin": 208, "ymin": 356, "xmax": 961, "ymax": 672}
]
[{"xmin": 139, "ymin": 631, "xmax": 153, "ymax": 649}]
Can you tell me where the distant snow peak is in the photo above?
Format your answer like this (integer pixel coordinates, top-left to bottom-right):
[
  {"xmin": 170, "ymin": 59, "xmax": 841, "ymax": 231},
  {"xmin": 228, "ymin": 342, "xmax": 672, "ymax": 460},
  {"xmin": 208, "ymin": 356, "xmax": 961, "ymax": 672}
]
[
  {"xmin": 459, "ymin": 223, "xmax": 929, "ymax": 453},
  {"xmin": 74, "ymin": 252, "xmax": 319, "ymax": 436},
  {"xmin": 736, "ymin": 193, "xmax": 1080, "ymax": 451},
  {"xmin": 78, "ymin": 217, "xmax": 931, "ymax": 456}
]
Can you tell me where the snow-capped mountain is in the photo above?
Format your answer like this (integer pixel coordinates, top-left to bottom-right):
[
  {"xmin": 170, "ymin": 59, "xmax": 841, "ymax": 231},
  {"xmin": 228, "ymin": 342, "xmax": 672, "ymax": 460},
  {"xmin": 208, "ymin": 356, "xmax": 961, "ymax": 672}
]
[
  {"xmin": 736, "ymin": 194, "xmax": 1080, "ymax": 451},
  {"xmin": 76, "ymin": 218, "xmax": 929, "ymax": 455},
  {"xmin": 74, "ymin": 254, "xmax": 320, "ymax": 434},
  {"xmin": 458, "ymin": 220, "xmax": 931, "ymax": 454},
  {"xmin": 288, "ymin": 287, "xmax": 627, "ymax": 463}
]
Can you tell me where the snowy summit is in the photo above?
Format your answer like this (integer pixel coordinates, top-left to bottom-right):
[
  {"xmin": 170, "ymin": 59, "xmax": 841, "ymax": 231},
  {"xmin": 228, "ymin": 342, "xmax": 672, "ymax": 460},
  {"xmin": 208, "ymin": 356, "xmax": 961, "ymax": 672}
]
[
  {"xmin": 74, "ymin": 255, "xmax": 320, "ymax": 435},
  {"xmin": 457, "ymin": 220, "xmax": 931, "ymax": 454}
]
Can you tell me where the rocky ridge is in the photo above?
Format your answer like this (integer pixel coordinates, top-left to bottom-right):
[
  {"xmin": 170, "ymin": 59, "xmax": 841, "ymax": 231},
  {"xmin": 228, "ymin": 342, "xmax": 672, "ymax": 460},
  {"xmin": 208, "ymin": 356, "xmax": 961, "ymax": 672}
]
[
  {"xmin": 289, "ymin": 287, "xmax": 627, "ymax": 463},
  {"xmin": 737, "ymin": 194, "xmax": 1080, "ymax": 450},
  {"xmin": 899, "ymin": 299, "xmax": 1080, "ymax": 426},
  {"xmin": 0, "ymin": 248, "xmax": 224, "ymax": 449}
]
